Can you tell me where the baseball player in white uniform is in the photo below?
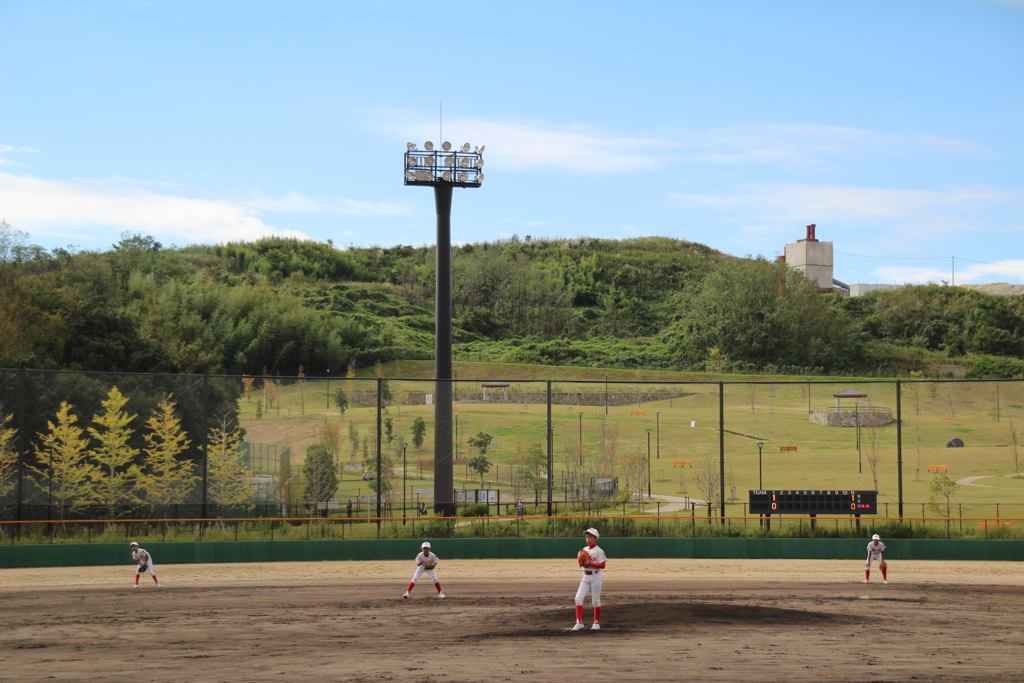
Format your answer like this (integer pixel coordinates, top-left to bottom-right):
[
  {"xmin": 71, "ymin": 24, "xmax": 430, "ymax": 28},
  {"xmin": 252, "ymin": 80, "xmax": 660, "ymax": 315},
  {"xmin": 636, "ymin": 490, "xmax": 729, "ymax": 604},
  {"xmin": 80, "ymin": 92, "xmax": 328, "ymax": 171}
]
[
  {"xmin": 130, "ymin": 541, "xmax": 161, "ymax": 588},
  {"xmin": 403, "ymin": 542, "xmax": 446, "ymax": 599},
  {"xmin": 865, "ymin": 534, "xmax": 887, "ymax": 584},
  {"xmin": 571, "ymin": 527, "xmax": 607, "ymax": 631}
]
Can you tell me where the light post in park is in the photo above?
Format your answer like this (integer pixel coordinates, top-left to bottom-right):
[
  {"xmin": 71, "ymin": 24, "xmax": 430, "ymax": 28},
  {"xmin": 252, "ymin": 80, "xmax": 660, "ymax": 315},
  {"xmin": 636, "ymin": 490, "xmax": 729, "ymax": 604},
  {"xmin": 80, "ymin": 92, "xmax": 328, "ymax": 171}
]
[
  {"xmin": 646, "ymin": 428, "xmax": 652, "ymax": 499},
  {"xmin": 656, "ymin": 412, "xmax": 660, "ymax": 460},
  {"xmin": 578, "ymin": 412, "xmax": 584, "ymax": 466},
  {"xmin": 401, "ymin": 442, "xmax": 409, "ymax": 525},
  {"xmin": 757, "ymin": 441, "xmax": 765, "ymax": 490},
  {"xmin": 405, "ymin": 139, "xmax": 485, "ymax": 516}
]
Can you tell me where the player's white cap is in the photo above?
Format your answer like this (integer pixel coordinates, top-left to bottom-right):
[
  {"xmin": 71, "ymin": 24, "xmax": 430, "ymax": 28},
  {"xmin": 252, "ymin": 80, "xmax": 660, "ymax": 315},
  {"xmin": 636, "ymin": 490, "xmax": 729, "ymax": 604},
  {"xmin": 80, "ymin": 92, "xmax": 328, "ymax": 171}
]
[
  {"xmin": 584, "ymin": 527, "xmax": 599, "ymax": 539},
  {"xmin": 421, "ymin": 542, "xmax": 431, "ymax": 549},
  {"xmin": 129, "ymin": 541, "xmax": 138, "ymax": 547},
  {"xmin": 871, "ymin": 534, "xmax": 881, "ymax": 540}
]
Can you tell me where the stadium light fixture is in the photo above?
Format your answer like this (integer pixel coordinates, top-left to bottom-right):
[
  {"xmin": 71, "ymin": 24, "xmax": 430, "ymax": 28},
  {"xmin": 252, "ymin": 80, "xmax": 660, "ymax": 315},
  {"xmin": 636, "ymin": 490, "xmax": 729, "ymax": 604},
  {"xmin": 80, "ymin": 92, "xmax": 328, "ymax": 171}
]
[{"xmin": 403, "ymin": 138, "xmax": 486, "ymax": 516}]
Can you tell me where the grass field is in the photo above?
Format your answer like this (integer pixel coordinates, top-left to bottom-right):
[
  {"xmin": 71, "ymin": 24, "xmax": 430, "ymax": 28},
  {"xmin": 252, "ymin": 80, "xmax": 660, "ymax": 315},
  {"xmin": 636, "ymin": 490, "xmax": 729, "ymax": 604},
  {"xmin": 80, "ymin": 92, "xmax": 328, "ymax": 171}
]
[{"xmin": 237, "ymin": 362, "xmax": 1024, "ymax": 522}]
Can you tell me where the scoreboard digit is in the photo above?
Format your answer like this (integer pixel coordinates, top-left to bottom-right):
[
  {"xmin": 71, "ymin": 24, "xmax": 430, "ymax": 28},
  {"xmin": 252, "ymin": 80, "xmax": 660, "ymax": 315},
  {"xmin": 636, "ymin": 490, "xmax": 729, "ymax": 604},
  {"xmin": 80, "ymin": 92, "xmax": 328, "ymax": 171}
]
[{"xmin": 748, "ymin": 490, "xmax": 877, "ymax": 515}]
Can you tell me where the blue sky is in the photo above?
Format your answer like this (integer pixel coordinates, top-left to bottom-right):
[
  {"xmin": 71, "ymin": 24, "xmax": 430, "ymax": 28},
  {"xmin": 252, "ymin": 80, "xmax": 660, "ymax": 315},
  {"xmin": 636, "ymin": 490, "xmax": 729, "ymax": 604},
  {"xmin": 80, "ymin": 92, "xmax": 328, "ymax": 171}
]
[{"xmin": 2, "ymin": 0, "xmax": 1023, "ymax": 285}]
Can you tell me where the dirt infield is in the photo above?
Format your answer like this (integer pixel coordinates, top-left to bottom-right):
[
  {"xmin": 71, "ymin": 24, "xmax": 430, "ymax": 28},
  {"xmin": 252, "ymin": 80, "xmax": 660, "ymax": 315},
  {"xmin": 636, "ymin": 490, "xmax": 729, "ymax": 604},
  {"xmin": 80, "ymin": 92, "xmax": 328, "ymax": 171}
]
[{"xmin": 3, "ymin": 559, "xmax": 1023, "ymax": 682}]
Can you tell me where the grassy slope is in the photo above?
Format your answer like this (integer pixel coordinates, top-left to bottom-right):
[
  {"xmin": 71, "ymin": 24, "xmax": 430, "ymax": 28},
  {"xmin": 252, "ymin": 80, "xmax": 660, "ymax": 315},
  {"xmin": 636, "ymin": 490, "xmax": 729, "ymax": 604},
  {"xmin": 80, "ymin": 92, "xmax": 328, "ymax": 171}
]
[{"xmin": 239, "ymin": 363, "xmax": 1024, "ymax": 515}]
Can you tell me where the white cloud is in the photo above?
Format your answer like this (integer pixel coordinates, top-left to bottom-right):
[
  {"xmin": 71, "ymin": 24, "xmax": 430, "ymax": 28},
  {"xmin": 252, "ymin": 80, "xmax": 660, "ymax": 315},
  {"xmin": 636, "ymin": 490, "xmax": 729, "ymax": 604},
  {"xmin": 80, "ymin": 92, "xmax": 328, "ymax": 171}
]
[
  {"xmin": 0, "ymin": 173, "xmax": 414, "ymax": 246},
  {"xmin": 669, "ymin": 183, "xmax": 1024, "ymax": 241},
  {"xmin": 239, "ymin": 191, "xmax": 411, "ymax": 216},
  {"xmin": 0, "ymin": 173, "xmax": 308, "ymax": 244},
  {"xmin": 867, "ymin": 261, "xmax": 1024, "ymax": 285},
  {"xmin": 673, "ymin": 123, "xmax": 989, "ymax": 166},
  {"xmin": 394, "ymin": 117, "xmax": 662, "ymax": 175},
  {"xmin": 0, "ymin": 145, "xmax": 42, "ymax": 154},
  {"xmin": 374, "ymin": 110, "xmax": 988, "ymax": 175},
  {"xmin": 0, "ymin": 144, "xmax": 42, "ymax": 169},
  {"xmin": 953, "ymin": 259, "xmax": 1024, "ymax": 283},
  {"xmin": 869, "ymin": 266, "xmax": 955, "ymax": 285}
]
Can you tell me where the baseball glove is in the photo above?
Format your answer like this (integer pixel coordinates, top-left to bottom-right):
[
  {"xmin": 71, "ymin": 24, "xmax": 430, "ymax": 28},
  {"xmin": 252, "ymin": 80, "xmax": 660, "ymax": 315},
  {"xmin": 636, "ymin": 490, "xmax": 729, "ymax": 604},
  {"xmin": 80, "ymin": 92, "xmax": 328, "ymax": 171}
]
[
  {"xmin": 422, "ymin": 562, "xmax": 437, "ymax": 570},
  {"xmin": 577, "ymin": 549, "xmax": 591, "ymax": 567},
  {"xmin": 879, "ymin": 560, "xmax": 887, "ymax": 572}
]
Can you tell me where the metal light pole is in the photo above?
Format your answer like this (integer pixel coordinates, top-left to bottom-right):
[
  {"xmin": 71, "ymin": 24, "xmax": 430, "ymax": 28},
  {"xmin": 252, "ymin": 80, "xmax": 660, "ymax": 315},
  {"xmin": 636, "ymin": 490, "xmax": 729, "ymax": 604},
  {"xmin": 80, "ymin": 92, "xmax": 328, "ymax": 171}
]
[
  {"xmin": 405, "ymin": 140, "xmax": 484, "ymax": 516},
  {"xmin": 326, "ymin": 368, "xmax": 330, "ymax": 410},
  {"xmin": 578, "ymin": 412, "xmax": 583, "ymax": 466},
  {"xmin": 656, "ymin": 412, "xmax": 660, "ymax": 460},
  {"xmin": 646, "ymin": 428, "xmax": 652, "ymax": 499},
  {"xmin": 604, "ymin": 374, "xmax": 609, "ymax": 415},
  {"xmin": 757, "ymin": 442, "xmax": 764, "ymax": 490},
  {"xmin": 402, "ymin": 442, "xmax": 408, "ymax": 525}
]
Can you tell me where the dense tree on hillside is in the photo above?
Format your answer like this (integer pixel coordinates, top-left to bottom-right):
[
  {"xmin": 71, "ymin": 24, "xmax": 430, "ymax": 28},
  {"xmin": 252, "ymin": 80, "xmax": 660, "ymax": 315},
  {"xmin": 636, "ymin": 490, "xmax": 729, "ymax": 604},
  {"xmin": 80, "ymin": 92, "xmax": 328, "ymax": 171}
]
[
  {"xmin": 2, "ymin": 225, "xmax": 1024, "ymax": 378},
  {"xmin": 663, "ymin": 258, "xmax": 863, "ymax": 372},
  {"xmin": 840, "ymin": 285, "xmax": 1024, "ymax": 358}
]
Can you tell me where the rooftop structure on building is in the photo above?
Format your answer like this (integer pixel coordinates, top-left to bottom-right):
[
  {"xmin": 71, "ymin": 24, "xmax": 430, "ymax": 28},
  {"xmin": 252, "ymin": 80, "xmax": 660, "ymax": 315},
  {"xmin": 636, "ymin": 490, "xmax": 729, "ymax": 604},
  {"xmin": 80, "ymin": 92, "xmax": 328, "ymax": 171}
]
[{"xmin": 781, "ymin": 224, "xmax": 847, "ymax": 293}]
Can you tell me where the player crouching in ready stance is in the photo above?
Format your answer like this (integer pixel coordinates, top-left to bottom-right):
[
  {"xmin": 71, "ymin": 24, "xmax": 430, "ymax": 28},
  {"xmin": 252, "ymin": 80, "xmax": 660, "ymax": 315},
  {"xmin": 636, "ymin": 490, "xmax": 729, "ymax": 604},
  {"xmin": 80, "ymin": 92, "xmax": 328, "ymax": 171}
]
[
  {"xmin": 403, "ymin": 541, "xmax": 445, "ymax": 599},
  {"xmin": 571, "ymin": 527, "xmax": 607, "ymax": 631},
  {"xmin": 130, "ymin": 541, "xmax": 160, "ymax": 588},
  {"xmin": 865, "ymin": 533, "xmax": 887, "ymax": 584}
]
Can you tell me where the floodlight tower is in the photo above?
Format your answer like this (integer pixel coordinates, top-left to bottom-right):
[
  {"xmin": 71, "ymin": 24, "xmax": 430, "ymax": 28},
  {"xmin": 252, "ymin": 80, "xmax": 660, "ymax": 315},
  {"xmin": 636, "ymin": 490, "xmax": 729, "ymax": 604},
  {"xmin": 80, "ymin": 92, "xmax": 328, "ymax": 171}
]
[{"xmin": 404, "ymin": 140, "xmax": 485, "ymax": 516}]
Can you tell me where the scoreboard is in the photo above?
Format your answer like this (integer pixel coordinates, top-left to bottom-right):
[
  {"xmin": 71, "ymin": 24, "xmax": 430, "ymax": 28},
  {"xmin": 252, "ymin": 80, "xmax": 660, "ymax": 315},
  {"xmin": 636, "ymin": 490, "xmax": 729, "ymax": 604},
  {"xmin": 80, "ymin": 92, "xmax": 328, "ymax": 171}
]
[{"xmin": 748, "ymin": 490, "xmax": 877, "ymax": 515}]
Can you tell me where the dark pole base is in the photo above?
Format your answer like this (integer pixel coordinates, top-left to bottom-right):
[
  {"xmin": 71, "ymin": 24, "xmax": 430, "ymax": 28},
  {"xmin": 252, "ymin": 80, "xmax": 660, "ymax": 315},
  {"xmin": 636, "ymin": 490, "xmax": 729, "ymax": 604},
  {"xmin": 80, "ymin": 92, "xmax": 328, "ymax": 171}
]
[{"xmin": 433, "ymin": 183, "xmax": 455, "ymax": 517}]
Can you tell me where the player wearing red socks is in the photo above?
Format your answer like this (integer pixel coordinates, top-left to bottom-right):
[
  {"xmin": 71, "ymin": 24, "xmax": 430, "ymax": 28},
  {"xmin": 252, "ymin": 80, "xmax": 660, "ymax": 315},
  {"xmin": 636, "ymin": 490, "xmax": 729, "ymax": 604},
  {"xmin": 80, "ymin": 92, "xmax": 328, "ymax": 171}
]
[
  {"xmin": 865, "ymin": 534, "xmax": 887, "ymax": 584},
  {"xmin": 403, "ymin": 542, "xmax": 445, "ymax": 599},
  {"xmin": 571, "ymin": 528, "xmax": 607, "ymax": 631},
  {"xmin": 130, "ymin": 542, "xmax": 160, "ymax": 588}
]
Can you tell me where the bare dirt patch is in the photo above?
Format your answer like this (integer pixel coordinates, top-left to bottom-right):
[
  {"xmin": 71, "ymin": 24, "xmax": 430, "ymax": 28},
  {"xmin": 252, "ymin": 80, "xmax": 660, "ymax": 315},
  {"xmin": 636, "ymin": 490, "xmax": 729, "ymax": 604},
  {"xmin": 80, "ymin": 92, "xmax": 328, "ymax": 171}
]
[{"xmin": 239, "ymin": 418, "xmax": 323, "ymax": 453}]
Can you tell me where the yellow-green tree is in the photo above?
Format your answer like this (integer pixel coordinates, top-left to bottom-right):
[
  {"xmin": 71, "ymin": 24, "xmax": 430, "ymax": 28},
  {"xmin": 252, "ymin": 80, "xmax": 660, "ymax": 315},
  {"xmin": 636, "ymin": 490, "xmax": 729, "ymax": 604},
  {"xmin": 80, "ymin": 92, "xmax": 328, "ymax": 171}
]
[
  {"xmin": 269, "ymin": 458, "xmax": 303, "ymax": 515},
  {"xmin": 206, "ymin": 421, "xmax": 254, "ymax": 516},
  {"xmin": 928, "ymin": 472, "xmax": 959, "ymax": 518},
  {"xmin": 320, "ymin": 421, "xmax": 343, "ymax": 468},
  {"xmin": 31, "ymin": 402, "xmax": 97, "ymax": 520},
  {"xmin": 241, "ymin": 376, "xmax": 255, "ymax": 403},
  {"xmin": 88, "ymin": 387, "xmax": 138, "ymax": 518},
  {"xmin": 0, "ymin": 413, "xmax": 18, "ymax": 503},
  {"xmin": 130, "ymin": 395, "xmax": 196, "ymax": 514}
]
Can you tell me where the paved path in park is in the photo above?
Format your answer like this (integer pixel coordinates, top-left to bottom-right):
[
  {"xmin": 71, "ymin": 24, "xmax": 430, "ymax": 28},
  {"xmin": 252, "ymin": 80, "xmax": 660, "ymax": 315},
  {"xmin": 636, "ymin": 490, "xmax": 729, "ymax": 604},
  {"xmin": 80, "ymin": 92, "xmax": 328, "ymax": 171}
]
[
  {"xmin": 646, "ymin": 494, "xmax": 707, "ymax": 513},
  {"xmin": 957, "ymin": 475, "xmax": 1024, "ymax": 490}
]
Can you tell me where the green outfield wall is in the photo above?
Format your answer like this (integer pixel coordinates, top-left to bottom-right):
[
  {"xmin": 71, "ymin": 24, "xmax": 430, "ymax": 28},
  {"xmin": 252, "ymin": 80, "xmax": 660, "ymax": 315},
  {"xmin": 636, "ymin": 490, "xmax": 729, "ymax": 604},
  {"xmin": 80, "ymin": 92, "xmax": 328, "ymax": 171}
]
[{"xmin": 2, "ymin": 538, "xmax": 1023, "ymax": 569}]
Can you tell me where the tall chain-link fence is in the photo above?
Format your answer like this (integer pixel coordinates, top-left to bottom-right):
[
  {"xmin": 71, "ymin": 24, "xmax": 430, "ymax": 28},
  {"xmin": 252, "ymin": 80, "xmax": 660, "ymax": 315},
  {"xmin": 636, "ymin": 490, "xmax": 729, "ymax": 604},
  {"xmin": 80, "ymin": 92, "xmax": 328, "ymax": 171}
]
[{"xmin": 1, "ymin": 369, "xmax": 1022, "ymax": 542}]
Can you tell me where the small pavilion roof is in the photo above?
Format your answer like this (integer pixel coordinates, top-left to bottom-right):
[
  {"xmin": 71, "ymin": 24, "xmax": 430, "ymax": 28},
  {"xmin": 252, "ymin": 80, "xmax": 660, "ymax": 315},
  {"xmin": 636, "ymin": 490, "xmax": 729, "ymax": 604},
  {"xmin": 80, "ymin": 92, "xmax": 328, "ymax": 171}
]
[{"xmin": 833, "ymin": 389, "xmax": 868, "ymax": 398}]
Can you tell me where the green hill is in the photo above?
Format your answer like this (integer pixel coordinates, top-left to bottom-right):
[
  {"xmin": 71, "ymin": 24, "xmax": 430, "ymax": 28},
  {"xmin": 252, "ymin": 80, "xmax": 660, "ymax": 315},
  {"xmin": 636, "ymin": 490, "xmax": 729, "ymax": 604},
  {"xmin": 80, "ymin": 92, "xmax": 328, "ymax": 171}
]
[{"xmin": 1, "ymin": 228, "xmax": 1023, "ymax": 379}]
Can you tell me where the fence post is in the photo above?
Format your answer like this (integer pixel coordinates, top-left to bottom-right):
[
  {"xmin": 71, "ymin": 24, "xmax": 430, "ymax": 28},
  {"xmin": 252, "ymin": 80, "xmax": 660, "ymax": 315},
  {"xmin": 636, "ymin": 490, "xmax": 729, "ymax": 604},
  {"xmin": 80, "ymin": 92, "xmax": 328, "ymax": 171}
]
[
  {"xmin": 719, "ymin": 381, "xmax": 725, "ymax": 524},
  {"xmin": 896, "ymin": 379, "xmax": 904, "ymax": 519},
  {"xmin": 201, "ymin": 374, "xmax": 209, "ymax": 519},
  {"xmin": 546, "ymin": 380, "xmax": 553, "ymax": 517},
  {"xmin": 16, "ymin": 368, "xmax": 26, "ymax": 524},
  {"xmin": 376, "ymin": 377, "xmax": 383, "ymax": 521}
]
